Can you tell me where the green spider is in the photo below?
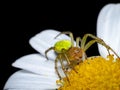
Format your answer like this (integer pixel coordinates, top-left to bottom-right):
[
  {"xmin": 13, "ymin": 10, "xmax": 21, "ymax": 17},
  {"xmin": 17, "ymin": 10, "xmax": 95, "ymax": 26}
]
[{"xmin": 45, "ymin": 31, "xmax": 119, "ymax": 81}]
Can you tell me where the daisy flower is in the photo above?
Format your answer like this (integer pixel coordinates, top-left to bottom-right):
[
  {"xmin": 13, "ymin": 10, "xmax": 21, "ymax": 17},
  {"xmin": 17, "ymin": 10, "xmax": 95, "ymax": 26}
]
[{"xmin": 4, "ymin": 3, "xmax": 120, "ymax": 90}]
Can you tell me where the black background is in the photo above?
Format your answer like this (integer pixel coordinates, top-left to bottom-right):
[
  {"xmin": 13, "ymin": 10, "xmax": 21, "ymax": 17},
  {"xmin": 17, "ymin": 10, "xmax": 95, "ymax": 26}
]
[{"xmin": 1, "ymin": 1, "xmax": 120, "ymax": 89}]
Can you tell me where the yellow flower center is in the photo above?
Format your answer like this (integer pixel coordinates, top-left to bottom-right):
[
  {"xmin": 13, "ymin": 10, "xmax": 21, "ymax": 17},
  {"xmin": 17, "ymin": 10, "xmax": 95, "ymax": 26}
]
[{"xmin": 57, "ymin": 55, "xmax": 120, "ymax": 90}]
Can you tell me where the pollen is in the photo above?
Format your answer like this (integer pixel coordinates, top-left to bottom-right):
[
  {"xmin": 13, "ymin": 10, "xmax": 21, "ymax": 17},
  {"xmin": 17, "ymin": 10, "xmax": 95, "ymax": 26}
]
[{"xmin": 58, "ymin": 55, "xmax": 120, "ymax": 90}]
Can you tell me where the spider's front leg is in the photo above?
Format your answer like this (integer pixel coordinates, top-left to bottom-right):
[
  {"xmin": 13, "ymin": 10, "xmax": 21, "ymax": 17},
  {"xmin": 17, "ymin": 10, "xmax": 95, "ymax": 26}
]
[
  {"xmin": 81, "ymin": 34, "xmax": 120, "ymax": 58},
  {"xmin": 55, "ymin": 31, "xmax": 74, "ymax": 47},
  {"xmin": 76, "ymin": 37, "xmax": 81, "ymax": 47},
  {"xmin": 76, "ymin": 37, "xmax": 87, "ymax": 60}
]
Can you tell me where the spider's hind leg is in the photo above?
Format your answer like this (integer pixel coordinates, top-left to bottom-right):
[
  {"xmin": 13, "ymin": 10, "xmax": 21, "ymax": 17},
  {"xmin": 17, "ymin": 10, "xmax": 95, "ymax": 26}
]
[
  {"xmin": 45, "ymin": 47, "xmax": 54, "ymax": 60},
  {"xmin": 59, "ymin": 54, "xmax": 71, "ymax": 84},
  {"xmin": 55, "ymin": 31, "xmax": 74, "ymax": 47},
  {"xmin": 55, "ymin": 56, "xmax": 62, "ymax": 80}
]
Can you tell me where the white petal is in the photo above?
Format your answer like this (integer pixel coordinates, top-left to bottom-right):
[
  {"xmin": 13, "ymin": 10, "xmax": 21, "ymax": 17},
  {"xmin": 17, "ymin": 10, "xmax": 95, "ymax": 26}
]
[
  {"xmin": 4, "ymin": 70, "xmax": 58, "ymax": 90},
  {"xmin": 12, "ymin": 54, "xmax": 58, "ymax": 77},
  {"xmin": 29, "ymin": 29, "xmax": 71, "ymax": 60},
  {"xmin": 97, "ymin": 4, "xmax": 120, "ymax": 58}
]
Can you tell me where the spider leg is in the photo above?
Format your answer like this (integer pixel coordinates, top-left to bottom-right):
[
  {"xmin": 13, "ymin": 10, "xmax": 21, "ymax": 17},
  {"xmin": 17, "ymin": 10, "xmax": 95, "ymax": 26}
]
[
  {"xmin": 84, "ymin": 40, "xmax": 97, "ymax": 51},
  {"xmin": 82, "ymin": 34, "xmax": 120, "ymax": 58},
  {"xmin": 45, "ymin": 47, "xmax": 54, "ymax": 60},
  {"xmin": 55, "ymin": 31, "xmax": 74, "ymax": 47},
  {"xmin": 64, "ymin": 53, "xmax": 79, "ymax": 75},
  {"xmin": 84, "ymin": 39, "xmax": 110, "ymax": 56},
  {"xmin": 59, "ymin": 55, "xmax": 70, "ymax": 83},
  {"xmin": 76, "ymin": 37, "xmax": 82, "ymax": 47},
  {"xmin": 55, "ymin": 56, "xmax": 62, "ymax": 80},
  {"xmin": 81, "ymin": 52, "xmax": 87, "ymax": 60},
  {"xmin": 76, "ymin": 37, "xmax": 87, "ymax": 60},
  {"xmin": 63, "ymin": 52, "xmax": 71, "ymax": 65}
]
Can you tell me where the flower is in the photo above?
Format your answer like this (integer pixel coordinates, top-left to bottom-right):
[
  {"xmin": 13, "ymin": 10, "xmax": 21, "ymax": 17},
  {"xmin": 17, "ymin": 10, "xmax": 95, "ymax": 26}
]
[{"xmin": 4, "ymin": 3, "xmax": 120, "ymax": 90}]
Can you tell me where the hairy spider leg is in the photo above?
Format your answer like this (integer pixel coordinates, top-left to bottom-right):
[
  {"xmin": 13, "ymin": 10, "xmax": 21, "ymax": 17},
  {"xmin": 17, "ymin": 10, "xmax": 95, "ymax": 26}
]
[
  {"xmin": 55, "ymin": 56, "xmax": 62, "ymax": 79},
  {"xmin": 81, "ymin": 34, "xmax": 120, "ymax": 58},
  {"xmin": 76, "ymin": 37, "xmax": 87, "ymax": 60},
  {"xmin": 55, "ymin": 31, "xmax": 74, "ymax": 47},
  {"xmin": 45, "ymin": 47, "xmax": 54, "ymax": 60},
  {"xmin": 55, "ymin": 53, "xmax": 71, "ymax": 83},
  {"xmin": 45, "ymin": 46, "xmax": 72, "ymax": 78},
  {"xmin": 59, "ymin": 54, "xmax": 70, "ymax": 83},
  {"xmin": 76, "ymin": 37, "xmax": 81, "ymax": 47},
  {"xmin": 44, "ymin": 46, "xmax": 63, "ymax": 79}
]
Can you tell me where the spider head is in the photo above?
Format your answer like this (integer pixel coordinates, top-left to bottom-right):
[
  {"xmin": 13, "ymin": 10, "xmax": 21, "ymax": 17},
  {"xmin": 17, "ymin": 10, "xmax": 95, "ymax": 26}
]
[
  {"xmin": 54, "ymin": 40, "xmax": 72, "ymax": 53},
  {"xmin": 67, "ymin": 47, "xmax": 85, "ymax": 61}
]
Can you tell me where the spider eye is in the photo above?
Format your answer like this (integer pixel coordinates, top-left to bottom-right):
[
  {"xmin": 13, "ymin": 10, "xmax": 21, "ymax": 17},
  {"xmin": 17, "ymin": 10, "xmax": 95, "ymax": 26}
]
[{"xmin": 54, "ymin": 40, "xmax": 72, "ymax": 53}]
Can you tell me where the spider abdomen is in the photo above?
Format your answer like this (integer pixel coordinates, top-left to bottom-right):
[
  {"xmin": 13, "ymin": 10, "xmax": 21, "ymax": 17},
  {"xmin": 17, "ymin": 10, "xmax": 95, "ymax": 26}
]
[{"xmin": 54, "ymin": 40, "xmax": 72, "ymax": 53}]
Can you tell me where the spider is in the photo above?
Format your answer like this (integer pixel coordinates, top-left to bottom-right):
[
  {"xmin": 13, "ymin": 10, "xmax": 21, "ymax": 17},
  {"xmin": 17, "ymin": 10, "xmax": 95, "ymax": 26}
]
[{"xmin": 45, "ymin": 31, "xmax": 119, "ymax": 81}]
